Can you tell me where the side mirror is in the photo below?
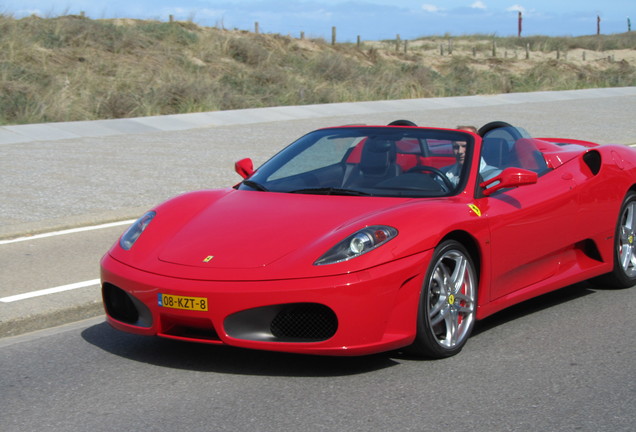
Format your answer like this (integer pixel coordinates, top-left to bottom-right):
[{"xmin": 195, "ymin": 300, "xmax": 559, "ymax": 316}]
[
  {"xmin": 235, "ymin": 158, "xmax": 254, "ymax": 179},
  {"xmin": 481, "ymin": 167, "xmax": 538, "ymax": 196}
]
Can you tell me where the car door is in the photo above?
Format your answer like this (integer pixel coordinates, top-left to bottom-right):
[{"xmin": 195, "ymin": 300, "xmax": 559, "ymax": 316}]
[
  {"xmin": 477, "ymin": 132, "xmax": 584, "ymax": 300},
  {"xmin": 482, "ymin": 167, "xmax": 578, "ymax": 299}
]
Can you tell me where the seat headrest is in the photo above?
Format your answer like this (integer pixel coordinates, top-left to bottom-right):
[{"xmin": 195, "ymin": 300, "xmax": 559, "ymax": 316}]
[{"xmin": 360, "ymin": 138, "xmax": 396, "ymax": 176}]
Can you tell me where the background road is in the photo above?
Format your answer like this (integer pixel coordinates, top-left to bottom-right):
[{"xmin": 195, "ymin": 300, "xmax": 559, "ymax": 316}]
[
  {"xmin": 0, "ymin": 88, "xmax": 635, "ymax": 431},
  {"xmin": 2, "ymin": 87, "xmax": 636, "ymax": 238}
]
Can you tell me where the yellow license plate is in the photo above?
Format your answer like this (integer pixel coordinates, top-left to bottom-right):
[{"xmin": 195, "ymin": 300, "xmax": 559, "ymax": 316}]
[{"xmin": 158, "ymin": 294, "xmax": 208, "ymax": 311}]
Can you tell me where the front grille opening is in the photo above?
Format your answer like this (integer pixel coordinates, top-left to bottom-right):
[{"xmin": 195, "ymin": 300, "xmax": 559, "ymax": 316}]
[
  {"xmin": 160, "ymin": 315, "xmax": 220, "ymax": 342},
  {"xmin": 103, "ymin": 283, "xmax": 139, "ymax": 324},
  {"xmin": 163, "ymin": 325, "xmax": 220, "ymax": 341},
  {"xmin": 270, "ymin": 304, "xmax": 338, "ymax": 341}
]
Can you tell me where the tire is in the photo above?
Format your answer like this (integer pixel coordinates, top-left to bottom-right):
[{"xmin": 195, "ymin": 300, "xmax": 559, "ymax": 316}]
[
  {"xmin": 594, "ymin": 191, "xmax": 636, "ymax": 289},
  {"xmin": 409, "ymin": 240, "xmax": 477, "ymax": 358}
]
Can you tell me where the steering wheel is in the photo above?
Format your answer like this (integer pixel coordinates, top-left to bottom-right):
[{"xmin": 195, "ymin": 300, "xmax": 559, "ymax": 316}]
[{"xmin": 407, "ymin": 165, "xmax": 454, "ymax": 191}]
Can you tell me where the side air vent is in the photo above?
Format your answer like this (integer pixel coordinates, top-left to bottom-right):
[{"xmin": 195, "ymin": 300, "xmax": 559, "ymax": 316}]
[
  {"xmin": 583, "ymin": 150, "xmax": 601, "ymax": 175},
  {"xmin": 576, "ymin": 239, "xmax": 603, "ymax": 262}
]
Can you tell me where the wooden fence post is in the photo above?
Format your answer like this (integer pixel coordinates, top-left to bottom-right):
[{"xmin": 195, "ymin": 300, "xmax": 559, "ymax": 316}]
[
  {"xmin": 255, "ymin": 22, "xmax": 259, "ymax": 34},
  {"xmin": 332, "ymin": 27, "xmax": 336, "ymax": 45},
  {"xmin": 396, "ymin": 34, "xmax": 401, "ymax": 52},
  {"xmin": 357, "ymin": 35, "xmax": 361, "ymax": 49}
]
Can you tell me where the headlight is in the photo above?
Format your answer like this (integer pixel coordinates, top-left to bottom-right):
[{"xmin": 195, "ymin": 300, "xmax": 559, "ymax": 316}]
[
  {"xmin": 314, "ymin": 225, "xmax": 398, "ymax": 265},
  {"xmin": 119, "ymin": 211, "xmax": 156, "ymax": 250}
]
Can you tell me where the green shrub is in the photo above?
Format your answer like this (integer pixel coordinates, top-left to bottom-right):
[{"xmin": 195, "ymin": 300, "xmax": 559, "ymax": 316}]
[{"xmin": 0, "ymin": 14, "xmax": 634, "ymax": 125}]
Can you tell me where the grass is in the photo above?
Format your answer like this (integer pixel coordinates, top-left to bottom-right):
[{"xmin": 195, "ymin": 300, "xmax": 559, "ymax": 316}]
[{"xmin": 1, "ymin": 14, "xmax": 635, "ymax": 125}]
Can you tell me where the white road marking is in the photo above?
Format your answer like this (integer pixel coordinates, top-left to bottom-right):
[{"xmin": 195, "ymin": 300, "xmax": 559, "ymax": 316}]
[
  {"xmin": 0, "ymin": 279, "xmax": 101, "ymax": 303},
  {"xmin": 0, "ymin": 220, "xmax": 132, "ymax": 302},
  {"xmin": 0, "ymin": 219, "xmax": 136, "ymax": 245}
]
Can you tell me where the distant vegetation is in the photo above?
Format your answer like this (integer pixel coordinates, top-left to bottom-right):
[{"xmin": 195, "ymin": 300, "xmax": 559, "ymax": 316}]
[{"xmin": 1, "ymin": 14, "xmax": 635, "ymax": 125}]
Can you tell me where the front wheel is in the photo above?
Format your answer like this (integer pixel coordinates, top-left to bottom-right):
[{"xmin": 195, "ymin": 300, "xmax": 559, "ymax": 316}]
[
  {"xmin": 594, "ymin": 191, "xmax": 636, "ymax": 289},
  {"xmin": 409, "ymin": 240, "xmax": 477, "ymax": 358}
]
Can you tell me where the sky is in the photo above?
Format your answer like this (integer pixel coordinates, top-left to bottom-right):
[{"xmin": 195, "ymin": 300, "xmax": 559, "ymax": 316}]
[{"xmin": 1, "ymin": 1, "xmax": 634, "ymax": 41}]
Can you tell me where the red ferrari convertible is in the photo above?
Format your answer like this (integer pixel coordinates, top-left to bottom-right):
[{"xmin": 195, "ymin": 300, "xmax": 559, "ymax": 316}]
[{"xmin": 101, "ymin": 121, "xmax": 636, "ymax": 358}]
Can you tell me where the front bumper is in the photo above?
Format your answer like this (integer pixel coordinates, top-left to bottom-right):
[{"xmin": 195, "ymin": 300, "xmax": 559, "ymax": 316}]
[{"xmin": 100, "ymin": 250, "xmax": 431, "ymax": 356}]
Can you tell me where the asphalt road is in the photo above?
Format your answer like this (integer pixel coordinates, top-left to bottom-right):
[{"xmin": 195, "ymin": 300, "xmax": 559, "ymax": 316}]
[
  {"xmin": 4, "ymin": 87, "xmax": 636, "ymax": 336},
  {"xmin": 1, "ymin": 283, "xmax": 634, "ymax": 432},
  {"xmin": 1, "ymin": 89, "xmax": 635, "ymax": 431}
]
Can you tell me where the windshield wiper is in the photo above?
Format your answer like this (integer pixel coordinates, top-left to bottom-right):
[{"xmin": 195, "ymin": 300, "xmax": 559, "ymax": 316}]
[
  {"xmin": 289, "ymin": 187, "xmax": 370, "ymax": 196},
  {"xmin": 242, "ymin": 180, "xmax": 269, "ymax": 191}
]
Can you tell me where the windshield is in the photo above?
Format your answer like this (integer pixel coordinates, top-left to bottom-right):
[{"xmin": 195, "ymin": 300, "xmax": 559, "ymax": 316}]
[{"xmin": 239, "ymin": 127, "xmax": 475, "ymax": 197}]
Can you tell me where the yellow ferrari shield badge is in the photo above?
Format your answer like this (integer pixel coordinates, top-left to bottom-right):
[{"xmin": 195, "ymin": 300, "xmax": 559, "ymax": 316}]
[{"xmin": 468, "ymin": 204, "xmax": 482, "ymax": 217}]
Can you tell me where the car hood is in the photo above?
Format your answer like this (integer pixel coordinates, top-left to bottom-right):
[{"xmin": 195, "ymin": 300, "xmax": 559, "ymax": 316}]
[
  {"xmin": 156, "ymin": 189, "xmax": 414, "ymax": 271},
  {"xmin": 110, "ymin": 188, "xmax": 476, "ymax": 280}
]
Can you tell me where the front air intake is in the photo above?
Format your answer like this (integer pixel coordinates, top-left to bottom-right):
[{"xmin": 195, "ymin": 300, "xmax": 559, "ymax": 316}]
[
  {"xmin": 225, "ymin": 303, "xmax": 338, "ymax": 342},
  {"xmin": 102, "ymin": 283, "xmax": 152, "ymax": 327},
  {"xmin": 270, "ymin": 304, "xmax": 338, "ymax": 341}
]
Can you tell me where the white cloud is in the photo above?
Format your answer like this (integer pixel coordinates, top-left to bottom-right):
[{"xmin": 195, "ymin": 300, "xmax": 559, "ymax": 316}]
[
  {"xmin": 507, "ymin": 5, "xmax": 526, "ymax": 13},
  {"xmin": 421, "ymin": 4, "xmax": 441, "ymax": 13},
  {"xmin": 471, "ymin": 1, "xmax": 487, "ymax": 10}
]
